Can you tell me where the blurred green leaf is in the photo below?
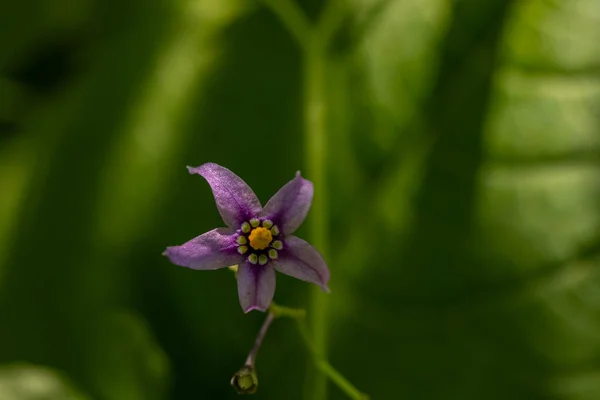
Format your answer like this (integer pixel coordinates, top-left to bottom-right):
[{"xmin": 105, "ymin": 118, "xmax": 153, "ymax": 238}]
[
  {"xmin": 1, "ymin": 0, "xmax": 599, "ymax": 399},
  {"xmin": 504, "ymin": 0, "xmax": 600, "ymax": 71},
  {"xmin": 486, "ymin": 70, "xmax": 600, "ymax": 160},
  {"xmin": 328, "ymin": 0, "xmax": 600, "ymax": 399},
  {"xmin": 90, "ymin": 312, "xmax": 170, "ymax": 400},
  {"xmin": 0, "ymin": 364, "xmax": 90, "ymax": 400}
]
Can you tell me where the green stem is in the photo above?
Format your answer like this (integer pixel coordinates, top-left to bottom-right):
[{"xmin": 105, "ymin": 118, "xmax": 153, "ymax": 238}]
[
  {"xmin": 303, "ymin": 34, "xmax": 330, "ymax": 400},
  {"xmin": 316, "ymin": 0, "xmax": 348, "ymax": 45},
  {"xmin": 301, "ymin": 9, "xmax": 349, "ymax": 397},
  {"xmin": 259, "ymin": 2, "xmax": 347, "ymax": 398},
  {"xmin": 259, "ymin": 0, "xmax": 310, "ymax": 49},
  {"xmin": 297, "ymin": 318, "xmax": 369, "ymax": 400},
  {"xmin": 245, "ymin": 311, "xmax": 275, "ymax": 367},
  {"xmin": 270, "ymin": 302, "xmax": 307, "ymax": 319},
  {"xmin": 269, "ymin": 303, "xmax": 369, "ymax": 400}
]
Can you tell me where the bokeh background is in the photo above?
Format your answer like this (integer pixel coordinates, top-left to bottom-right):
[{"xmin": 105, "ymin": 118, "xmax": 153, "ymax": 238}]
[{"xmin": 1, "ymin": 0, "xmax": 599, "ymax": 399}]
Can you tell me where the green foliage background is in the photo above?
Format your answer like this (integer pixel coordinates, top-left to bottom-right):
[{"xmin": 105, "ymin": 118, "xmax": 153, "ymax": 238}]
[{"xmin": 0, "ymin": 0, "xmax": 599, "ymax": 399}]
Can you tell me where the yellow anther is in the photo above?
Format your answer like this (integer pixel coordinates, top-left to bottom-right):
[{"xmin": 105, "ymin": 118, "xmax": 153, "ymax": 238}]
[
  {"xmin": 248, "ymin": 227, "xmax": 272, "ymax": 250},
  {"xmin": 236, "ymin": 236, "xmax": 247, "ymax": 245},
  {"xmin": 258, "ymin": 255, "xmax": 268, "ymax": 265}
]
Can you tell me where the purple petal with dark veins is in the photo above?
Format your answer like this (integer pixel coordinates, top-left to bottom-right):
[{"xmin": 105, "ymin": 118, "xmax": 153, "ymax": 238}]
[
  {"xmin": 188, "ymin": 163, "xmax": 262, "ymax": 228},
  {"xmin": 163, "ymin": 228, "xmax": 243, "ymax": 270},
  {"xmin": 236, "ymin": 262, "xmax": 276, "ymax": 313},
  {"xmin": 274, "ymin": 235, "xmax": 330, "ymax": 292},
  {"xmin": 262, "ymin": 171, "xmax": 313, "ymax": 234}
]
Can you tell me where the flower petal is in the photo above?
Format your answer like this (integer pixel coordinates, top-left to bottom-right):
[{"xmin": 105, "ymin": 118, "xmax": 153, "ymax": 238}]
[
  {"xmin": 236, "ymin": 262, "xmax": 276, "ymax": 313},
  {"xmin": 274, "ymin": 235, "xmax": 330, "ymax": 291},
  {"xmin": 188, "ymin": 163, "xmax": 262, "ymax": 228},
  {"xmin": 163, "ymin": 228, "xmax": 243, "ymax": 270},
  {"xmin": 262, "ymin": 171, "xmax": 313, "ymax": 234}
]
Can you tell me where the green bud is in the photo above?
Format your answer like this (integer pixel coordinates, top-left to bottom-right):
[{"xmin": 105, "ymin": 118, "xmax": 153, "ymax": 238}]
[{"xmin": 231, "ymin": 365, "xmax": 258, "ymax": 394}]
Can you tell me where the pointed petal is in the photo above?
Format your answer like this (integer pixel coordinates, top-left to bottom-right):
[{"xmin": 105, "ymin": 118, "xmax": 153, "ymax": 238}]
[
  {"xmin": 236, "ymin": 263, "xmax": 276, "ymax": 313},
  {"xmin": 163, "ymin": 228, "xmax": 243, "ymax": 270},
  {"xmin": 188, "ymin": 163, "xmax": 262, "ymax": 228},
  {"xmin": 262, "ymin": 171, "xmax": 313, "ymax": 234},
  {"xmin": 274, "ymin": 236, "xmax": 330, "ymax": 291}
]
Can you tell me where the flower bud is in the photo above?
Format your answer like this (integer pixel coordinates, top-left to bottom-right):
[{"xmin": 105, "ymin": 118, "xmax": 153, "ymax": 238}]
[{"xmin": 230, "ymin": 365, "xmax": 258, "ymax": 394}]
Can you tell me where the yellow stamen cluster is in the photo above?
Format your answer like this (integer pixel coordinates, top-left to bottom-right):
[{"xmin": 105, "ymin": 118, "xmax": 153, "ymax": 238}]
[
  {"xmin": 236, "ymin": 218, "xmax": 283, "ymax": 265},
  {"xmin": 248, "ymin": 227, "xmax": 272, "ymax": 250}
]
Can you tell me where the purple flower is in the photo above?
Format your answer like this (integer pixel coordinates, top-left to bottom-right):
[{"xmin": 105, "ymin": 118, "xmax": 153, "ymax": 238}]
[{"xmin": 163, "ymin": 163, "xmax": 330, "ymax": 313}]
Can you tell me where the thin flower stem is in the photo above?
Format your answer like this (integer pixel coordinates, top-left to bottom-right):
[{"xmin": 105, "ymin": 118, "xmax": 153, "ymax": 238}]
[
  {"xmin": 259, "ymin": 0, "xmax": 310, "ymax": 49},
  {"xmin": 297, "ymin": 318, "xmax": 369, "ymax": 400},
  {"xmin": 269, "ymin": 303, "xmax": 370, "ymax": 400},
  {"xmin": 245, "ymin": 311, "xmax": 275, "ymax": 367},
  {"xmin": 270, "ymin": 302, "xmax": 307, "ymax": 319},
  {"xmin": 315, "ymin": 360, "xmax": 370, "ymax": 400}
]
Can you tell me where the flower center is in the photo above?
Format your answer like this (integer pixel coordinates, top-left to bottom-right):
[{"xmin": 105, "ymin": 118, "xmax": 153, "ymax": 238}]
[
  {"xmin": 248, "ymin": 227, "xmax": 272, "ymax": 250},
  {"xmin": 237, "ymin": 219, "xmax": 282, "ymax": 265}
]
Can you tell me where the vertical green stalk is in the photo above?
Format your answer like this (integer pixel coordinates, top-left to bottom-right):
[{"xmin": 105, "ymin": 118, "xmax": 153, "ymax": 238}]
[
  {"xmin": 303, "ymin": 33, "xmax": 329, "ymax": 400},
  {"xmin": 259, "ymin": 2, "xmax": 341, "ymax": 399}
]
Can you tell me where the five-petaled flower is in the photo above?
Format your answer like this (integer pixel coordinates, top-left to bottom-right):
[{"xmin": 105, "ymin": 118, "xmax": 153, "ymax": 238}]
[{"xmin": 163, "ymin": 163, "xmax": 330, "ymax": 313}]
